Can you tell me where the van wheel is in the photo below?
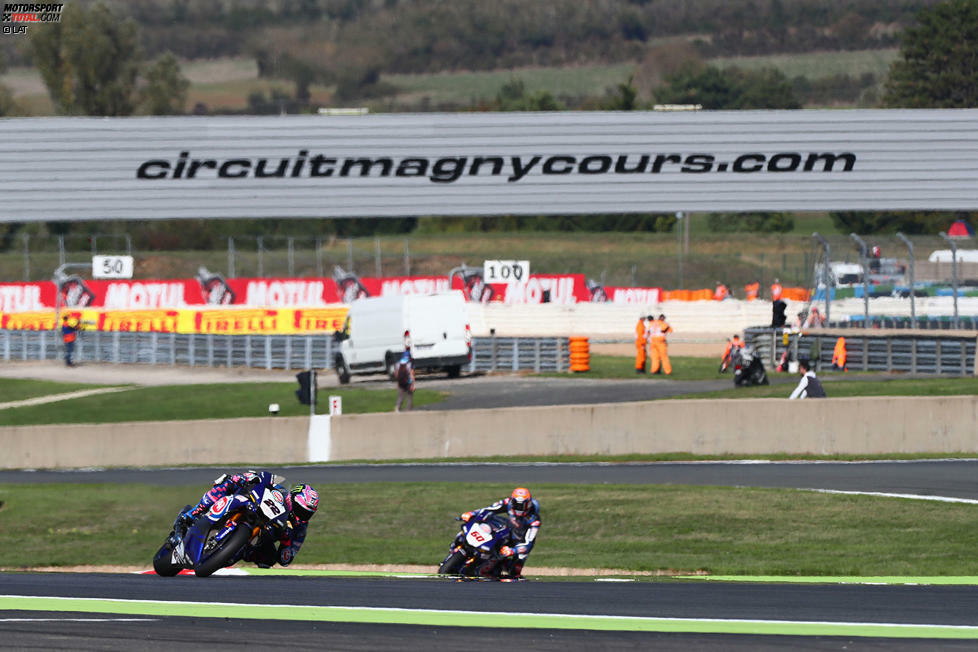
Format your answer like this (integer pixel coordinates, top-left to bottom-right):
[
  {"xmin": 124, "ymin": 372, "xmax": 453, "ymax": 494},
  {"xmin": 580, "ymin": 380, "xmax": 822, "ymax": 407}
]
[
  {"xmin": 335, "ymin": 354, "xmax": 351, "ymax": 385},
  {"xmin": 446, "ymin": 365, "xmax": 461, "ymax": 378}
]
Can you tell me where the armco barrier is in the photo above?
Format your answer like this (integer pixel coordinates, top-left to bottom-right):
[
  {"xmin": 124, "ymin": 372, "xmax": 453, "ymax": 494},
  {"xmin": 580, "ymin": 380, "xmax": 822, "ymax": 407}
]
[
  {"xmin": 3, "ymin": 396, "xmax": 976, "ymax": 469},
  {"xmin": 0, "ymin": 330, "xmax": 570, "ymax": 373}
]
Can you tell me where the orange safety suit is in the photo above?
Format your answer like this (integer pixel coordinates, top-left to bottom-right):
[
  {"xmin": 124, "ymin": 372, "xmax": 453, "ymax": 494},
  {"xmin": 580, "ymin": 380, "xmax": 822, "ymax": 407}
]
[
  {"xmin": 634, "ymin": 317, "xmax": 649, "ymax": 372},
  {"xmin": 744, "ymin": 282, "xmax": 760, "ymax": 301},
  {"xmin": 720, "ymin": 336, "xmax": 743, "ymax": 371},
  {"xmin": 832, "ymin": 336, "xmax": 847, "ymax": 371},
  {"xmin": 714, "ymin": 284, "xmax": 729, "ymax": 301},
  {"xmin": 770, "ymin": 282, "xmax": 783, "ymax": 302},
  {"xmin": 649, "ymin": 317, "xmax": 672, "ymax": 375}
]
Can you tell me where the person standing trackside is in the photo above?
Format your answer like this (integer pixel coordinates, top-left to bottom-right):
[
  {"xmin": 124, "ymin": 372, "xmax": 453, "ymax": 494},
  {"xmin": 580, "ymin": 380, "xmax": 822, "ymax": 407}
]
[
  {"xmin": 61, "ymin": 314, "xmax": 80, "ymax": 367},
  {"xmin": 634, "ymin": 315, "xmax": 651, "ymax": 373},
  {"xmin": 788, "ymin": 359, "xmax": 826, "ymax": 399},
  {"xmin": 649, "ymin": 314, "xmax": 673, "ymax": 375},
  {"xmin": 394, "ymin": 350, "xmax": 415, "ymax": 412}
]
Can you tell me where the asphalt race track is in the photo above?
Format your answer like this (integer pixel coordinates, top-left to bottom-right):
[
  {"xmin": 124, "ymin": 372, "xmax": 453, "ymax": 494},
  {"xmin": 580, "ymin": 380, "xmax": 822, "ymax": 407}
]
[{"xmin": 3, "ymin": 461, "xmax": 978, "ymax": 649}]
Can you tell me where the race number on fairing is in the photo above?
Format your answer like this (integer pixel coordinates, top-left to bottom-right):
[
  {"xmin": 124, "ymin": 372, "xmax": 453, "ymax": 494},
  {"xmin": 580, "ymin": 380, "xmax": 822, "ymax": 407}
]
[{"xmin": 259, "ymin": 488, "xmax": 286, "ymax": 520}]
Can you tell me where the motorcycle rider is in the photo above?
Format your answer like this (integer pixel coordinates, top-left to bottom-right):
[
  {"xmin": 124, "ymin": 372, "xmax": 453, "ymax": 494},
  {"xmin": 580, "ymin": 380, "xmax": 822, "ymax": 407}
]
[
  {"xmin": 170, "ymin": 470, "xmax": 319, "ymax": 568},
  {"xmin": 460, "ymin": 487, "xmax": 540, "ymax": 578}
]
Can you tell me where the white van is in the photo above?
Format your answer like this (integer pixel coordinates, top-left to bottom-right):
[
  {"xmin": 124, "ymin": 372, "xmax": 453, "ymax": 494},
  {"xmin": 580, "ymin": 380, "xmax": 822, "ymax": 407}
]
[{"xmin": 333, "ymin": 291, "xmax": 471, "ymax": 384}]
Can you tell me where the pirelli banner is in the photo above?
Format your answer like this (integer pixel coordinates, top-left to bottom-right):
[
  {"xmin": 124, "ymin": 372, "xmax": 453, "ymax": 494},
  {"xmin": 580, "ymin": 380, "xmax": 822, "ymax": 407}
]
[{"xmin": 1, "ymin": 109, "xmax": 977, "ymax": 221}]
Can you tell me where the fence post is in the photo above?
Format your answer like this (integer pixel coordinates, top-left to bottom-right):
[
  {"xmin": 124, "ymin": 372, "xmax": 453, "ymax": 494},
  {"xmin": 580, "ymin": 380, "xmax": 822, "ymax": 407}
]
[
  {"xmin": 861, "ymin": 336, "xmax": 868, "ymax": 371},
  {"xmin": 490, "ymin": 330, "xmax": 497, "ymax": 371},
  {"xmin": 265, "ymin": 336, "xmax": 272, "ymax": 370},
  {"xmin": 534, "ymin": 338, "xmax": 541, "ymax": 372},
  {"xmin": 886, "ymin": 338, "xmax": 892, "ymax": 372},
  {"xmin": 375, "ymin": 237, "xmax": 382, "ymax": 277},
  {"xmin": 911, "ymin": 338, "xmax": 917, "ymax": 374},
  {"xmin": 512, "ymin": 338, "xmax": 519, "ymax": 372},
  {"xmin": 151, "ymin": 332, "xmax": 158, "ymax": 364},
  {"xmin": 22, "ymin": 233, "xmax": 30, "ymax": 281},
  {"xmin": 170, "ymin": 333, "xmax": 176, "ymax": 365},
  {"xmin": 226, "ymin": 335, "xmax": 232, "ymax": 368},
  {"xmin": 189, "ymin": 334, "xmax": 196, "ymax": 367},
  {"xmin": 257, "ymin": 236, "xmax": 264, "ymax": 278},
  {"xmin": 288, "ymin": 237, "xmax": 295, "ymax": 277},
  {"xmin": 245, "ymin": 335, "xmax": 252, "ymax": 367},
  {"xmin": 316, "ymin": 237, "xmax": 324, "ymax": 278},
  {"xmin": 228, "ymin": 237, "xmax": 236, "ymax": 278},
  {"xmin": 936, "ymin": 339, "xmax": 942, "ymax": 374},
  {"xmin": 960, "ymin": 340, "xmax": 967, "ymax": 376},
  {"xmin": 404, "ymin": 238, "xmax": 411, "ymax": 276}
]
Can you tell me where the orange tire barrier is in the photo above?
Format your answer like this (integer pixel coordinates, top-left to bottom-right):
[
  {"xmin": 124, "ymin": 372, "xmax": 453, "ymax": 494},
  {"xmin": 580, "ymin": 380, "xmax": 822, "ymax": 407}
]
[{"xmin": 569, "ymin": 336, "xmax": 590, "ymax": 372}]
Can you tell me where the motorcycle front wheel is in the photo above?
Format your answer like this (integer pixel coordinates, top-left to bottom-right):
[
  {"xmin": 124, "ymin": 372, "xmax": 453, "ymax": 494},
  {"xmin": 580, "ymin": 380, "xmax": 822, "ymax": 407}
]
[
  {"xmin": 438, "ymin": 550, "xmax": 467, "ymax": 574},
  {"xmin": 193, "ymin": 525, "xmax": 251, "ymax": 577},
  {"xmin": 152, "ymin": 542, "xmax": 182, "ymax": 577}
]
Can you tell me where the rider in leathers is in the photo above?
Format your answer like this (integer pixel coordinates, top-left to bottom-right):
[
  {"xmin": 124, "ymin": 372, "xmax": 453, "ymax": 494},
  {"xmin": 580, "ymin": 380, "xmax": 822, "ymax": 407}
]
[
  {"xmin": 171, "ymin": 471, "xmax": 319, "ymax": 568},
  {"xmin": 460, "ymin": 487, "xmax": 540, "ymax": 578}
]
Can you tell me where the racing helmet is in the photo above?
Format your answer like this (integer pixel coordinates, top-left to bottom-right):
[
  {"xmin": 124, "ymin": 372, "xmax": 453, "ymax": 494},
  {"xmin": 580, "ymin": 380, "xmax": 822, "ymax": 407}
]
[
  {"xmin": 508, "ymin": 487, "xmax": 532, "ymax": 518},
  {"xmin": 289, "ymin": 483, "xmax": 319, "ymax": 522}
]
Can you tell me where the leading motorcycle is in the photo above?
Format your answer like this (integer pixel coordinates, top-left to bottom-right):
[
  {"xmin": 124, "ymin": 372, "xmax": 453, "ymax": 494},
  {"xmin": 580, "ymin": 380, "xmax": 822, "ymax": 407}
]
[
  {"xmin": 438, "ymin": 513, "xmax": 515, "ymax": 579},
  {"xmin": 153, "ymin": 474, "xmax": 289, "ymax": 577}
]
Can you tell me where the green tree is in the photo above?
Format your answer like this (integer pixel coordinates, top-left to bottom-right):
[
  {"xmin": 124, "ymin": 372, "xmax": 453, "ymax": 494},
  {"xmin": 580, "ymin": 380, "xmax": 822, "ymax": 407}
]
[
  {"xmin": 829, "ymin": 211, "xmax": 973, "ymax": 235},
  {"xmin": 603, "ymin": 76, "xmax": 639, "ymax": 111},
  {"xmin": 493, "ymin": 77, "xmax": 562, "ymax": 111},
  {"xmin": 30, "ymin": 2, "xmax": 141, "ymax": 115},
  {"xmin": 139, "ymin": 53, "xmax": 190, "ymax": 115},
  {"xmin": 884, "ymin": 0, "xmax": 978, "ymax": 108},
  {"xmin": 655, "ymin": 64, "xmax": 800, "ymax": 109}
]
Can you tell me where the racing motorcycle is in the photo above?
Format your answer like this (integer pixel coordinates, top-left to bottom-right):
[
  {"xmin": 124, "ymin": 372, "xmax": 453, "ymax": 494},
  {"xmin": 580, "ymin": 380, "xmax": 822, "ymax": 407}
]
[
  {"xmin": 732, "ymin": 346, "xmax": 769, "ymax": 387},
  {"xmin": 438, "ymin": 513, "xmax": 515, "ymax": 579},
  {"xmin": 153, "ymin": 474, "xmax": 289, "ymax": 577}
]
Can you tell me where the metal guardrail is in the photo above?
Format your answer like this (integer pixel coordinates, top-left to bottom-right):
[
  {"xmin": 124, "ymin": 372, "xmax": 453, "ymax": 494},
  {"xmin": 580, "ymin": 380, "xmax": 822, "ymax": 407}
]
[
  {"xmin": 0, "ymin": 330, "xmax": 570, "ymax": 375},
  {"xmin": 745, "ymin": 327, "xmax": 977, "ymax": 376}
]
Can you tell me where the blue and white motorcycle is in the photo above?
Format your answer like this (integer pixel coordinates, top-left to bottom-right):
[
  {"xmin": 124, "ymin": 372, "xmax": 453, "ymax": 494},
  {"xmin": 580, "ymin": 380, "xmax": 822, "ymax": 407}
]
[
  {"xmin": 438, "ymin": 513, "xmax": 515, "ymax": 579},
  {"xmin": 153, "ymin": 475, "xmax": 289, "ymax": 577}
]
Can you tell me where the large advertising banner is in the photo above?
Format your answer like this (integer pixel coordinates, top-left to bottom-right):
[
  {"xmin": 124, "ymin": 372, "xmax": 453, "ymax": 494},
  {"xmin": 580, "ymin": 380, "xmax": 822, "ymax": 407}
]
[{"xmin": 3, "ymin": 111, "xmax": 978, "ymax": 222}]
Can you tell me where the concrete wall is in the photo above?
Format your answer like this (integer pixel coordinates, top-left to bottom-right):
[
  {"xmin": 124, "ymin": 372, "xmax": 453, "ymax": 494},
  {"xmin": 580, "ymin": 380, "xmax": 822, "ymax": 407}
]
[
  {"xmin": 2, "ymin": 397, "xmax": 976, "ymax": 469},
  {"xmin": 0, "ymin": 416, "xmax": 308, "ymax": 470},
  {"xmin": 329, "ymin": 396, "xmax": 978, "ymax": 460}
]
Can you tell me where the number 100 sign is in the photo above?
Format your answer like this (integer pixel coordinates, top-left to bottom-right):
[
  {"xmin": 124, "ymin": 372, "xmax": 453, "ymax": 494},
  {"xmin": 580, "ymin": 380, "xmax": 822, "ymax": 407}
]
[{"xmin": 483, "ymin": 260, "xmax": 529, "ymax": 284}]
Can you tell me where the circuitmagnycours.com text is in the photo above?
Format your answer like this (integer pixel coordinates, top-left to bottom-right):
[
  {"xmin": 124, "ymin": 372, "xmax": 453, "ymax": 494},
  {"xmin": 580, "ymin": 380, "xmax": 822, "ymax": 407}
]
[{"xmin": 136, "ymin": 150, "xmax": 857, "ymax": 183}]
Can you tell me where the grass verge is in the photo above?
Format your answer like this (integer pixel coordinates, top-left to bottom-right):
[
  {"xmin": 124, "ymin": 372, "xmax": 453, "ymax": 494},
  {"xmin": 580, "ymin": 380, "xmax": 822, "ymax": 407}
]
[
  {"xmin": 0, "ymin": 378, "xmax": 115, "ymax": 404},
  {"xmin": 0, "ymin": 383, "xmax": 446, "ymax": 426},
  {"xmin": 2, "ymin": 482, "xmax": 977, "ymax": 575}
]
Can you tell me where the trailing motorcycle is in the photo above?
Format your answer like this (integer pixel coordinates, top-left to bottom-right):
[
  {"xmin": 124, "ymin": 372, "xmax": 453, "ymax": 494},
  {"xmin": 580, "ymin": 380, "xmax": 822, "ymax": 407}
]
[
  {"xmin": 153, "ymin": 474, "xmax": 289, "ymax": 577},
  {"xmin": 438, "ymin": 513, "xmax": 516, "ymax": 579},
  {"xmin": 732, "ymin": 346, "xmax": 769, "ymax": 387}
]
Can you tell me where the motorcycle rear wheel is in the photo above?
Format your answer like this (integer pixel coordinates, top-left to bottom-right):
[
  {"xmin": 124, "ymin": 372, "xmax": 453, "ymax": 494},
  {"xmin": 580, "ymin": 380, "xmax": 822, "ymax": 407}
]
[
  {"xmin": 438, "ymin": 550, "xmax": 467, "ymax": 574},
  {"xmin": 193, "ymin": 525, "xmax": 251, "ymax": 577},
  {"xmin": 152, "ymin": 542, "xmax": 182, "ymax": 577}
]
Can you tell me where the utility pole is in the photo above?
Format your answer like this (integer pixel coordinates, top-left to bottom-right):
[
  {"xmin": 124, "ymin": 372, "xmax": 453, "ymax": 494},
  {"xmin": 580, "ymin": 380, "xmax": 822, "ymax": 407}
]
[
  {"xmin": 895, "ymin": 232, "xmax": 915, "ymax": 328},
  {"xmin": 849, "ymin": 233, "xmax": 870, "ymax": 328},
  {"xmin": 939, "ymin": 231, "xmax": 959, "ymax": 328}
]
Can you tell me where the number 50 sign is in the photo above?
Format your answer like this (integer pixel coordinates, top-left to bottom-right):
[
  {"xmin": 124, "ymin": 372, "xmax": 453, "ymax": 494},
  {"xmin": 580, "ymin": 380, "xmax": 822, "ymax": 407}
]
[{"xmin": 483, "ymin": 260, "xmax": 529, "ymax": 285}]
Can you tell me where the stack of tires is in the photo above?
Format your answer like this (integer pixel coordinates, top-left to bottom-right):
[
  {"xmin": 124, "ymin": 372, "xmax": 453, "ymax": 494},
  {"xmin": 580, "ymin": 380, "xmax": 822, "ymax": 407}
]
[{"xmin": 569, "ymin": 337, "xmax": 590, "ymax": 373}]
